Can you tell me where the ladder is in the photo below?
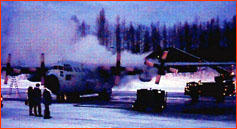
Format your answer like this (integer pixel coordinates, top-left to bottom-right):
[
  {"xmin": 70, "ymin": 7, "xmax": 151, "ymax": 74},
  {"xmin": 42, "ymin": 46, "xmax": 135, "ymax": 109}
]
[{"xmin": 7, "ymin": 76, "xmax": 21, "ymax": 97}]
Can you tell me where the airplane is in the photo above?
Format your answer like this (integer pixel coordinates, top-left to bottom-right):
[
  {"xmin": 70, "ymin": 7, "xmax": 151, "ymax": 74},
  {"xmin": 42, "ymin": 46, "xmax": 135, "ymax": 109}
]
[
  {"xmin": 1, "ymin": 51, "xmax": 146, "ymax": 102},
  {"xmin": 2, "ymin": 46, "xmax": 235, "ymax": 102}
]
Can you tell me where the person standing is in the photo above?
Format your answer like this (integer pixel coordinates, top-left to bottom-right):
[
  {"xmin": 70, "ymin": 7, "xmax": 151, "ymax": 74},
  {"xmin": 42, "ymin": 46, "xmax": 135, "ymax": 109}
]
[
  {"xmin": 33, "ymin": 83, "xmax": 42, "ymax": 117},
  {"xmin": 27, "ymin": 86, "xmax": 34, "ymax": 116},
  {"xmin": 43, "ymin": 88, "xmax": 52, "ymax": 119}
]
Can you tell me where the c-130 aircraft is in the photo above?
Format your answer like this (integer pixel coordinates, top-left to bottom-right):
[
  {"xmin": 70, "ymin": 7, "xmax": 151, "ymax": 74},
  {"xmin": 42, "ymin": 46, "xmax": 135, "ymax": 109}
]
[
  {"xmin": 2, "ymin": 45, "xmax": 234, "ymax": 102},
  {"xmin": 2, "ymin": 20, "xmax": 235, "ymax": 102}
]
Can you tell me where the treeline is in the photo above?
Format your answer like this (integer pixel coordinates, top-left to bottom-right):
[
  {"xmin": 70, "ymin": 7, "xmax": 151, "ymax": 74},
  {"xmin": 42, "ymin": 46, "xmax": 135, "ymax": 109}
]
[{"xmin": 73, "ymin": 9, "xmax": 236, "ymax": 61}]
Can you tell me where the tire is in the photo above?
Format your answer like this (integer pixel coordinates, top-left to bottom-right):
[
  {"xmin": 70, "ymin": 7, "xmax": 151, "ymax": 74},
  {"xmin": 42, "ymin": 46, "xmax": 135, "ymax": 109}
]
[
  {"xmin": 99, "ymin": 89, "xmax": 111, "ymax": 101},
  {"xmin": 190, "ymin": 94, "xmax": 199, "ymax": 102},
  {"xmin": 136, "ymin": 105, "xmax": 146, "ymax": 112},
  {"xmin": 216, "ymin": 95, "xmax": 225, "ymax": 103},
  {"xmin": 56, "ymin": 94, "xmax": 64, "ymax": 103},
  {"xmin": 56, "ymin": 94, "xmax": 69, "ymax": 103}
]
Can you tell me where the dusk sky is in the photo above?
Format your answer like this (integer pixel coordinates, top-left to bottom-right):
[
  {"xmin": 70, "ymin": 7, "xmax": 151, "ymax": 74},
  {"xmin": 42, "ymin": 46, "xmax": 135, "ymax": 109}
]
[{"xmin": 2, "ymin": 1, "xmax": 236, "ymax": 26}]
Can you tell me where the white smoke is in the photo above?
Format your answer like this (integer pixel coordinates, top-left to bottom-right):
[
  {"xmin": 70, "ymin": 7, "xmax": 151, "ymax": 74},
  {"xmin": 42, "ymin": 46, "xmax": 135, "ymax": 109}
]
[
  {"xmin": 114, "ymin": 68, "xmax": 220, "ymax": 92},
  {"xmin": 2, "ymin": 2, "xmax": 76, "ymax": 67},
  {"xmin": 67, "ymin": 35, "xmax": 149, "ymax": 66},
  {"xmin": 1, "ymin": 2, "xmax": 148, "ymax": 67}
]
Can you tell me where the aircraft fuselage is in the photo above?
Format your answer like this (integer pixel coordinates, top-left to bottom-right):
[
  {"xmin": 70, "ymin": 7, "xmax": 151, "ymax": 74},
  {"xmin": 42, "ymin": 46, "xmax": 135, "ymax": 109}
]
[{"xmin": 42, "ymin": 61, "xmax": 114, "ymax": 98}]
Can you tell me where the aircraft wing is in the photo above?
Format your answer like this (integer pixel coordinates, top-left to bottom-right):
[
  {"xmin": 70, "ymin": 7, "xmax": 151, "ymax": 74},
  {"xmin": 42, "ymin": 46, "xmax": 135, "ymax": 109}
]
[
  {"xmin": 164, "ymin": 62, "xmax": 235, "ymax": 66},
  {"xmin": 142, "ymin": 47, "xmax": 235, "ymax": 84},
  {"xmin": 145, "ymin": 47, "xmax": 235, "ymax": 71}
]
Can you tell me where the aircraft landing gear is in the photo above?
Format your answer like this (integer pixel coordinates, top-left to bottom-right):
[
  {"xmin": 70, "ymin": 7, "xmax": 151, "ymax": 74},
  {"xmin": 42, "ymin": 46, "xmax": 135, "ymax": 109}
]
[
  {"xmin": 56, "ymin": 93, "xmax": 80, "ymax": 103},
  {"xmin": 56, "ymin": 94, "xmax": 64, "ymax": 103},
  {"xmin": 216, "ymin": 94, "xmax": 225, "ymax": 103},
  {"xmin": 190, "ymin": 94, "xmax": 199, "ymax": 103},
  {"xmin": 98, "ymin": 89, "xmax": 112, "ymax": 101}
]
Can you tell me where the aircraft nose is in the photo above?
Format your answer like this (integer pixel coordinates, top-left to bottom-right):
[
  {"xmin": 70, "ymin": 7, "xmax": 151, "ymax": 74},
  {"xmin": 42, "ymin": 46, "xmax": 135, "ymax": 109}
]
[{"xmin": 45, "ymin": 75, "xmax": 60, "ymax": 95}]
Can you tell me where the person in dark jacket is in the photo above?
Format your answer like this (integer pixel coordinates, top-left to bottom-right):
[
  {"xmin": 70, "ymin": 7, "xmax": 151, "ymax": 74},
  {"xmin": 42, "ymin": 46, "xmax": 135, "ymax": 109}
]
[
  {"xmin": 43, "ymin": 88, "xmax": 52, "ymax": 119},
  {"xmin": 33, "ymin": 83, "xmax": 42, "ymax": 117},
  {"xmin": 27, "ymin": 86, "xmax": 34, "ymax": 116}
]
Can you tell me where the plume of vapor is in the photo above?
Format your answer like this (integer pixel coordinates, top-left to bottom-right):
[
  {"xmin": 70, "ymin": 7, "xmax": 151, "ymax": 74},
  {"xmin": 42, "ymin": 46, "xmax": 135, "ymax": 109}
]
[
  {"xmin": 1, "ymin": 2, "xmax": 149, "ymax": 68},
  {"xmin": 2, "ymin": 2, "xmax": 76, "ymax": 67},
  {"xmin": 68, "ymin": 35, "xmax": 149, "ymax": 66}
]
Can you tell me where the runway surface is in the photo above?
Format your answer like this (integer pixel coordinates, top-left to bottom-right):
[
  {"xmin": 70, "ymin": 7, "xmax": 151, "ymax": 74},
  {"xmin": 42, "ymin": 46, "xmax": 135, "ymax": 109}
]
[{"xmin": 1, "ymin": 88, "xmax": 236, "ymax": 128}]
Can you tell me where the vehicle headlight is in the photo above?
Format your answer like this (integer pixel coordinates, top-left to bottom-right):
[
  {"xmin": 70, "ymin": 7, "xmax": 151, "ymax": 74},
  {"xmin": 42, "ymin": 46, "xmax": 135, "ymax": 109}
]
[{"xmin": 161, "ymin": 105, "xmax": 164, "ymax": 109}]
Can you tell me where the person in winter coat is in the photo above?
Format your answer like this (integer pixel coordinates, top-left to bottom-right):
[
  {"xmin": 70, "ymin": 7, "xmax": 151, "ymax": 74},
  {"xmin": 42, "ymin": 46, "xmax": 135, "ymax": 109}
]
[
  {"xmin": 27, "ymin": 86, "xmax": 34, "ymax": 116},
  {"xmin": 33, "ymin": 83, "xmax": 42, "ymax": 117},
  {"xmin": 43, "ymin": 88, "xmax": 52, "ymax": 119}
]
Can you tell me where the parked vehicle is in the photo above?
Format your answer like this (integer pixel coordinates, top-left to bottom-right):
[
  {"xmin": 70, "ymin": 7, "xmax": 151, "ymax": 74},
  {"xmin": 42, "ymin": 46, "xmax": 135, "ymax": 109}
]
[
  {"xmin": 185, "ymin": 75, "xmax": 235, "ymax": 102},
  {"xmin": 132, "ymin": 89, "xmax": 167, "ymax": 112}
]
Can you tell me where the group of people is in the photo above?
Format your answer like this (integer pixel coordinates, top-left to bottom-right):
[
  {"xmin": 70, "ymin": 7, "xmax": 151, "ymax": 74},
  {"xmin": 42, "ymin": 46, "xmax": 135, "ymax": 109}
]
[{"xmin": 27, "ymin": 83, "xmax": 52, "ymax": 119}]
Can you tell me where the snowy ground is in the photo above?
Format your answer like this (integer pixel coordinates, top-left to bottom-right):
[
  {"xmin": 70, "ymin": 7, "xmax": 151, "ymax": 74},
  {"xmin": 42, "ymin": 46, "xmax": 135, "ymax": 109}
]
[
  {"xmin": 1, "ymin": 68, "xmax": 236, "ymax": 128},
  {"xmin": 1, "ymin": 88, "xmax": 236, "ymax": 128},
  {"xmin": 1, "ymin": 100, "xmax": 236, "ymax": 128}
]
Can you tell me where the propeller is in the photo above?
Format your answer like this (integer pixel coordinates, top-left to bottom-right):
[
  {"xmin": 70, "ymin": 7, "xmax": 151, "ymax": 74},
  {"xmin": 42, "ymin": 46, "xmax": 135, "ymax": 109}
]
[
  {"xmin": 111, "ymin": 19, "xmax": 143, "ymax": 85},
  {"xmin": 114, "ymin": 19, "xmax": 122, "ymax": 86},
  {"xmin": 3, "ymin": 54, "xmax": 25, "ymax": 84},
  {"xmin": 40, "ymin": 53, "xmax": 46, "ymax": 85},
  {"xmin": 25, "ymin": 53, "xmax": 46, "ymax": 85},
  {"xmin": 3, "ymin": 53, "xmax": 46, "ymax": 85},
  {"xmin": 114, "ymin": 36, "xmax": 122, "ymax": 85},
  {"xmin": 104, "ymin": 18, "xmax": 143, "ymax": 85},
  {"xmin": 4, "ymin": 54, "xmax": 12, "ymax": 84},
  {"xmin": 145, "ymin": 50, "xmax": 178, "ymax": 84}
]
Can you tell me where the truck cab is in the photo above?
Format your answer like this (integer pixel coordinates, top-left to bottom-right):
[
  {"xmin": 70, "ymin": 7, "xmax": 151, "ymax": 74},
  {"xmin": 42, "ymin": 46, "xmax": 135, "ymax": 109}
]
[
  {"xmin": 185, "ymin": 75, "xmax": 235, "ymax": 102},
  {"xmin": 132, "ymin": 89, "xmax": 167, "ymax": 112}
]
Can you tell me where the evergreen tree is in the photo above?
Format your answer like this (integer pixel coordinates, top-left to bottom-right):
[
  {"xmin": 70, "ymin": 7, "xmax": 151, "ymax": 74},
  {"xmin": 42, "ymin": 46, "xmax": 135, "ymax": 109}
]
[
  {"xmin": 171, "ymin": 25, "xmax": 177, "ymax": 48},
  {"xmin": 121, "ymin": 19, "xmax": 126, "ymax": 50},
  {"xmin": 199, "ymin": 23, "xmax": 207, "ymax": 49},
  {"xmin": 80, "ymin": 21, "xmax": 86, "ymax": 37},
  {"xmin": 230, "ymin": 15, "xmax": 236, "ymax": 49},
  {"xmin": 162, "ymin": 25, "xmax": 167, "ymax": 49},
  {"xmin": 115, "ymin": 16, "xmax": 121, "ymax": 53},
  {"xmin": 184, "ymin": 21, "xmax": 191, "ymax": 51},
  {"xmin": 96, "ymin": 8, "xmax": 109, "ymax": 45},
  {"xmin": 135, "ymin": 25, "xmax": 142, "ymax": 53},
  {"xmin": 191, "ymin": 23, "xmax": 198, "ymax": 50},
  {"xmin": 71, "ymin": 15, "xmax": 80, "ymax": 38},
  {"xmin": 129, "ymin": 23, "xmax": 135, "ymax": 53},
  {"xmin": 143, "ymin": 28, "xmax": 150, "ymax": 52}
]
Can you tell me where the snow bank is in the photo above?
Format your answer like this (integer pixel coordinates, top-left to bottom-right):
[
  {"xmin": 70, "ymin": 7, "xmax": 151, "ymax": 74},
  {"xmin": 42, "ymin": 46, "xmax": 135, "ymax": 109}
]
[{"xmin": 1, "ymin": 74, "xmax": 38, "ymax": 89}]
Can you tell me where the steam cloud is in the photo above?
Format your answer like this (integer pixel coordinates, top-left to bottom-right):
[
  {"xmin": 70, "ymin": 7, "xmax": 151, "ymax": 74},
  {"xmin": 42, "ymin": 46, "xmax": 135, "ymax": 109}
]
[{"xmin": 1, "ymin": 2, "xmax": 149, "ymax": 67}]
